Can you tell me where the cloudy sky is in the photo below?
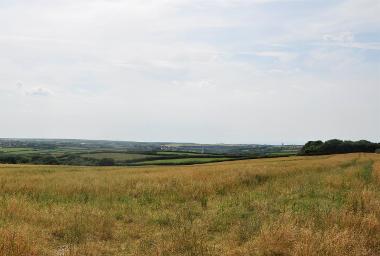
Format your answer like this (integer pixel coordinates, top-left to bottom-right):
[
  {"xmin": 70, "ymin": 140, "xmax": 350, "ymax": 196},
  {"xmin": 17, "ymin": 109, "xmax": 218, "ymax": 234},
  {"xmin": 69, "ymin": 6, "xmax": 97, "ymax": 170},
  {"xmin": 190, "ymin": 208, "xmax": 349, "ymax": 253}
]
[{"xmin": 1, "ymin": 0, "xmax": 379, "ymax": 144}]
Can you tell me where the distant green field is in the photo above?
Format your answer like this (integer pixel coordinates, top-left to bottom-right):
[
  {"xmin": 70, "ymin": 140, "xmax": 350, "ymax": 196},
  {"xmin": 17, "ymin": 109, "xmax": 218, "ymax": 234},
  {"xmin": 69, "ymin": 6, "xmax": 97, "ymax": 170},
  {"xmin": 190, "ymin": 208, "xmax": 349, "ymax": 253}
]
[
  {"xmin": 0, "ymin": 142, "xmax": 301, "ymax": 166},
  {"xmin": 266, "ymin": 152, "xmax": 298, "ymax": 157},
  {"xmin": 81, "ymin": 152, "xmax": 154, "ymax": 161},
  {"xmin": 136, "ymin": 157, "xmax": 232, "ymax": 165},
  {"xmin": 156, "ymin": 151, "xmax": 206, "ymax": 156},
  {"xmin": 0, "ymin": 147, "xmax": 36, "ymax": 154},
  {"xmin": 0, "ymin": 147, "xmax": 89, "ymax": 156}
]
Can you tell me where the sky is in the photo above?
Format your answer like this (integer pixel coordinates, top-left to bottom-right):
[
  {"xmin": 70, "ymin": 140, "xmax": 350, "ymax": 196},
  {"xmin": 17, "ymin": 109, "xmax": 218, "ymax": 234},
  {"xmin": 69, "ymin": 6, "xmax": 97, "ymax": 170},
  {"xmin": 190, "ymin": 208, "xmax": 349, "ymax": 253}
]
[{"xmin": 0, "ymin": 0, "xmax": 379, "ymax": 144}]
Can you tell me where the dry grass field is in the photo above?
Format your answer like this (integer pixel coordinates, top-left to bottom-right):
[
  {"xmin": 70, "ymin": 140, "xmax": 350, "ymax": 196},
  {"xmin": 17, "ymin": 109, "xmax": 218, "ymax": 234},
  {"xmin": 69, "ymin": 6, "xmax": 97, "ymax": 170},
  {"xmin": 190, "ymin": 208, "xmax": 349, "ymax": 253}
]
[{"xmin": 0, "ymin": 153, "xmax": 380, "ymax": 256}]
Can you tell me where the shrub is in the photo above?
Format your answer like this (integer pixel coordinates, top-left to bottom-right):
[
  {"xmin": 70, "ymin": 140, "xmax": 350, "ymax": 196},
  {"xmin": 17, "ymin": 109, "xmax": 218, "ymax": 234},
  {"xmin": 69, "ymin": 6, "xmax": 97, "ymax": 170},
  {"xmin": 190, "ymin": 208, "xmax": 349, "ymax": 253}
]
[{"xmin": 98, "ymin": 158, "xmax": 115, "ymax": 166}]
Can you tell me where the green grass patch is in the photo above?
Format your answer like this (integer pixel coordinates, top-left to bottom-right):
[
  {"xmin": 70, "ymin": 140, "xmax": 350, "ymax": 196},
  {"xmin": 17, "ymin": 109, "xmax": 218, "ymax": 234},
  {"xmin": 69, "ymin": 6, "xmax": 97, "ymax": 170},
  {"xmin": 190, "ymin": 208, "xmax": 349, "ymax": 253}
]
[
  {"xmin": 358, "ymin": 160, "xmax": 373, "ymax": 184},
  {"xmin": 81, "ymin": 153, "xmax": 154, "ymax": 161}
]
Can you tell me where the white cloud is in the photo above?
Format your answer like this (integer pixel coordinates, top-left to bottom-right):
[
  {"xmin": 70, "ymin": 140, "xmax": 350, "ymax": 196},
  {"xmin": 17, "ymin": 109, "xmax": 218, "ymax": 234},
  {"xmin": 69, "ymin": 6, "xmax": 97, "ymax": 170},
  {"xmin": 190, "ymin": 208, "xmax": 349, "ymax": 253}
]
[
  {"xmin": 322, "ymin": 31, "xmax": 380, "ymax": 50},
  {"xmin": 323, "ymin": 31, "xmax": 354, "ymax": 42},
  {"xmin": 15, "ymin": 81, "xmax": 23, "ymax": 89},
  {"xmin": 0, "ymin": 0, "xmax": 378, "ymax": 143},
  {"xmin": 252, "ymin": 51, "xmax": 297, "ymax": 62},
  {"xmin": 26, "ymin": 87, "xmax": 53, "ymax": 97}
]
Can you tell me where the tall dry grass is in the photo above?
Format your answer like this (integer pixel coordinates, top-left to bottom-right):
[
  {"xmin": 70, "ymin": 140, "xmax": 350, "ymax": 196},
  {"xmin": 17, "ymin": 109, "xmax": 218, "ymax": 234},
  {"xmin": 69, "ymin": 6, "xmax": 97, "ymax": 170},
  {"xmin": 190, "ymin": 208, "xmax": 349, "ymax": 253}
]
[{"xmin": 0, "ymin": 153, "xmax": 379, "ymax": 255}]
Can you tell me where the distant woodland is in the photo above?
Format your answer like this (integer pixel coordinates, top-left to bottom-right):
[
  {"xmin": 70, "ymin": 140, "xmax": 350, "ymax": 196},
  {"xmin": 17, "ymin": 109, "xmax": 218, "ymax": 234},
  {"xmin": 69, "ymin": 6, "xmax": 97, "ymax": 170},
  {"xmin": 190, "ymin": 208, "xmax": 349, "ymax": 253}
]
[{"xmin": 299, "ymin": 139, "xmax": 380, "ymax": 155}]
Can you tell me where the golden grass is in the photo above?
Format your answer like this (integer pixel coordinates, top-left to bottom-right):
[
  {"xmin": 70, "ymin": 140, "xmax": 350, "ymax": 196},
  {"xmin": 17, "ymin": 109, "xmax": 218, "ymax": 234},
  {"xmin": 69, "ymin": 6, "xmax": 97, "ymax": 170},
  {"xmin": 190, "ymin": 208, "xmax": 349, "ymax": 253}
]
[{"xmin": 0, "ymin": 153, "xmax": 379, "ymax": 255}]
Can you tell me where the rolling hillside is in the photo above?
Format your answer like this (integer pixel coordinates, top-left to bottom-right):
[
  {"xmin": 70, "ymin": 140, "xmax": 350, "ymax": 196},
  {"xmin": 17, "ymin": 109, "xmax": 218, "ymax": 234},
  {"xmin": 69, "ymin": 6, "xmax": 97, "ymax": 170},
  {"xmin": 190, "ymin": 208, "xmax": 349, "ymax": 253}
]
[{"xmin": 0, "ymin": 153, "xmax": 379, "ymax": 255}]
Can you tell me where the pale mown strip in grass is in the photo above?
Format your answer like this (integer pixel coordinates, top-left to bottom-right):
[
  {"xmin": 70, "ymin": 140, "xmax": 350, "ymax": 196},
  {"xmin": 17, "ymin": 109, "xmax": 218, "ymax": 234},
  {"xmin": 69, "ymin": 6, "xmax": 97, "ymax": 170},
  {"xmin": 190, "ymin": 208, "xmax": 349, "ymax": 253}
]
[
  {"xmin": 135, "ymin": 157, "xmax": 232, "ymax": 165},
  {"xmin": 0, "ymin": 153, "xmax": 379, "ymax": 255}
]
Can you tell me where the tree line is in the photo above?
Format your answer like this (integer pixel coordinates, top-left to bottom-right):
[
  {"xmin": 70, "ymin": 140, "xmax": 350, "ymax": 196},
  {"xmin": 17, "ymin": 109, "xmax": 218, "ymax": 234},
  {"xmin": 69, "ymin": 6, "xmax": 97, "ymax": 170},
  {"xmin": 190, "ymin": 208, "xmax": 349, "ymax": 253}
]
[{"xmin": 299, "ymin": 139, "xmax": 380, "ymax": 155}]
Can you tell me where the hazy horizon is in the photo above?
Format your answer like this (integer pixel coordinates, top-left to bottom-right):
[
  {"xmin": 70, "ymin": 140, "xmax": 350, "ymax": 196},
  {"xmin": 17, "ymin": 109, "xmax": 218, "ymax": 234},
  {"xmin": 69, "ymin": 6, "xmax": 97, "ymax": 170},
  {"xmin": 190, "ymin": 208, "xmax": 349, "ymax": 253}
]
[
  {"xmin": 1, "ymin": 0, "xmax": 379, "ymax": 144},
  {"xmin": 1, "ymin": 136, "xmax": 379, "ymax": 146}
]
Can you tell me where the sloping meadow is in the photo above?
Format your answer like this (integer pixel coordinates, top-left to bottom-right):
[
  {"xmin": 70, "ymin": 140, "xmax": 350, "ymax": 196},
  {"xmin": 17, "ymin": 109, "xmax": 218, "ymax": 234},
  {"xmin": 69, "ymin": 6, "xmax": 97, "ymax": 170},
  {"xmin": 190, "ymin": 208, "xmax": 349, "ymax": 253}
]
[{"xmin": 0, "ymin": 153, "xmax": 379, "ymax": 255}]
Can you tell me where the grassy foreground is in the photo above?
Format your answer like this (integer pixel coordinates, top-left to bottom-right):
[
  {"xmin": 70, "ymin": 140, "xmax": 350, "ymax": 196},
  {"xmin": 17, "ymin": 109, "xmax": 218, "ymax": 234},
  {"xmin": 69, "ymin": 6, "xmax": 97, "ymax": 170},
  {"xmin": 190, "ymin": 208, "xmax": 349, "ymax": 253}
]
[{"xmin": 0, "ymin": 153, "xmax": 380, "ymax": 255}]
